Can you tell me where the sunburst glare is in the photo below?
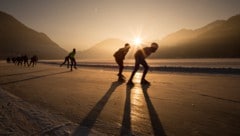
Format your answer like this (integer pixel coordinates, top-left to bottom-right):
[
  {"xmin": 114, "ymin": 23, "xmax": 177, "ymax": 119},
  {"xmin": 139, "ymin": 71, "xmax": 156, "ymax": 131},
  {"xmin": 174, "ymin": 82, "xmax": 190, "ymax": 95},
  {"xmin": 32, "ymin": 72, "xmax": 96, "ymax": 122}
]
[{"xmin": 133, "ymin": 37, "xmax": 142, "ymax": 46}]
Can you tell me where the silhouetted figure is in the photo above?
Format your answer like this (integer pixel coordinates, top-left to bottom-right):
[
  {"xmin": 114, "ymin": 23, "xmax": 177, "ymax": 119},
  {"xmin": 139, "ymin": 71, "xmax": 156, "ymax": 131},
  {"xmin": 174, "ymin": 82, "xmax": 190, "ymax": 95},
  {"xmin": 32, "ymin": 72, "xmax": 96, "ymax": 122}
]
[
  {"xmin": 6, "ymin": 57, "xmax": 11, "ymax": 63},
  {"xmin": 23, "ymin": 55, "xmax": 28, "ymax": 66},
  {"xmin": 11, "ymin": 57, "xmax": 16, "ymax": 64},
  {"xmin": 127, "ymin": 43, "xmax": 159, "ymax": 85},
  {"xmin": 16, "ymin": 56, "xmax": 23, "ymax": 66},
  {"xmin": 60, "ymin": 55, "xmax": 70, "ymax": 68},
  {"xmin": 114, "ymin": 43, "xmax": 130, "ymax": 81},
  {"xmin": 69, "ymin": 48, "xmax": 77, "ymax": 71},
  {"xmin": 28, "ymin": 55, "xmax": 38, "ymax": 67}
]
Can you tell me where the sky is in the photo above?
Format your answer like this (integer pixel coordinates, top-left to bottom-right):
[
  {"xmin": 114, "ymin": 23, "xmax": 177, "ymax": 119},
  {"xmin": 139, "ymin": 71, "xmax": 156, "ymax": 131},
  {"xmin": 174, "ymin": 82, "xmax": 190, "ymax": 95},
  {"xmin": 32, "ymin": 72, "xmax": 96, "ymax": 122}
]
[{"xmin": 0, "ymin": 0, "xmax": 240, "ymax": 51}]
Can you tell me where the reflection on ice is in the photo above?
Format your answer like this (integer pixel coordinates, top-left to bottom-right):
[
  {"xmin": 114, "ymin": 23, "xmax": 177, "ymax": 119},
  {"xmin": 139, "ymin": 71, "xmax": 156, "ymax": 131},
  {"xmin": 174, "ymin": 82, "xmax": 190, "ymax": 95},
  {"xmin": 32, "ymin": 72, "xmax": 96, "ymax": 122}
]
[
  {"xmin": 131, "ymin": 85, "xmax": 145, "ymax": 123},
  {"xmin": 132, "ymin": 72, "xmax": 142, "ymax": 83},
  {"xmin": 131, "ymin": 72, "xmax": 145, "ymax": 123},
  {"xmin": 120, "ymin": 72, "xmax": 166, "ymax": 135}
]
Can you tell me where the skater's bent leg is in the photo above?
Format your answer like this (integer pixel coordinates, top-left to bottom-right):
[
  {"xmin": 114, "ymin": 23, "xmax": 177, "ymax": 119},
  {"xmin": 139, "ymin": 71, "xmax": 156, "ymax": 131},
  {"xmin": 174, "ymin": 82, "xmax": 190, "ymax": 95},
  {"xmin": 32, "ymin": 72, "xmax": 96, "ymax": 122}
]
[
  {"xmin": 118, "ymin": 61, "xmax": 124, "ymax": 76},
  {"xmin": 73, "ymin": 59, "xmax": 77, "ymax": 68},
  {"xmin": 141, "ymin": 60, "xmax": 149, "ymax": 81},
  {"xmin": 70, "ymin": 58, "xmax": 73, "ymax": 70},
  {"xmin": 128, "ymin": 63, "xmax": 139, "ymax": 82}
]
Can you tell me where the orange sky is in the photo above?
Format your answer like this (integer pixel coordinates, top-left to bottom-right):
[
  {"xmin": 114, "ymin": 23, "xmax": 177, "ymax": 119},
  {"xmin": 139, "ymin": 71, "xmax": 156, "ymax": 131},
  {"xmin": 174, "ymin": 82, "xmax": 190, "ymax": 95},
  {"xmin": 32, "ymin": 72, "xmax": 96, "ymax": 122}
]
[{"xmin": 0, "ymin": 0, "xmax": 240, "ymax": 51}]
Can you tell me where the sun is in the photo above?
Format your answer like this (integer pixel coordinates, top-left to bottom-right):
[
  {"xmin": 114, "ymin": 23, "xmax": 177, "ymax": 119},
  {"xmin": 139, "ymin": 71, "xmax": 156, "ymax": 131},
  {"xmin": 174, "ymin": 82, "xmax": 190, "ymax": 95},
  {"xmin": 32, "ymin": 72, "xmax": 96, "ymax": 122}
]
[{"xmin": 133, "ymin": 37, "xmax": 142, "ymax": 46}]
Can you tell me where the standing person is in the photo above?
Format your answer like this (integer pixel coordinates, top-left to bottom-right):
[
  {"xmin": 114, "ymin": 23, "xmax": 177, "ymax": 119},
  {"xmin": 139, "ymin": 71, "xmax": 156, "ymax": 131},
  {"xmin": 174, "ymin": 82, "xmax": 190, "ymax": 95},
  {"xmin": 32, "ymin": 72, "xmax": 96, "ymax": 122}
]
[
  {"xmin": 69, "ymin": 48, "xmax": 77, "ymax": 71},
  {"xmin": 113, "ymin": 43, "xmax": 130, "ymax": 81},
  {"xmin": 127, "ymin": 42, "xmax": 159, "ymax": 85},
  {"xmin": 60, "ymin": 55, "xmax": 70, "ymax": 68},
  {"xmin": 23, "ymin": 55, "xmax": 28, "ymax": 67},
  {"xmin": 28, "ymin": 55, "xmax": 38, "ymax": 67}
]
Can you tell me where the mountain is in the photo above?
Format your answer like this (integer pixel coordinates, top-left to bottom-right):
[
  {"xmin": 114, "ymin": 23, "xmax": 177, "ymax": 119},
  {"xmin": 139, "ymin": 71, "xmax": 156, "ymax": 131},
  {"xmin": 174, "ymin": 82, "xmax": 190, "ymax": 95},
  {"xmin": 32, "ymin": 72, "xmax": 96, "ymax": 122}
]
[
  {"xmin": 76, "ymin": 38, "xmax": 126, "ymax": 59},
  {"xmin": 77, "ymin": 14, "xmax": 240, "ymax": 59},
  {"xmin": 153, "ymin": 14, "xmax": 240, "ymax": 58},
  {"xmin": 0, "ymin": 11, "xmax": 67, "ymax": 59}
]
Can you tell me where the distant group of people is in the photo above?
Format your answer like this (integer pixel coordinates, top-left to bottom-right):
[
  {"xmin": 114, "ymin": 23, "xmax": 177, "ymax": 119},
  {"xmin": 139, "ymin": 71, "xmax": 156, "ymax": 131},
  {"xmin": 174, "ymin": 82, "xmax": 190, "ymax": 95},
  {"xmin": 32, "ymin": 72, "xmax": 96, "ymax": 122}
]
[
  {"xmin": 6, "ymin": 55, "xmax": 38, "ymax": 67},
  {"xmin": 60, "ymin": 48, "xmax": 77, "ymax": 71},
  {"xmin": 114, "ymin": 42, "xmax": 159, "ymax": 85}
]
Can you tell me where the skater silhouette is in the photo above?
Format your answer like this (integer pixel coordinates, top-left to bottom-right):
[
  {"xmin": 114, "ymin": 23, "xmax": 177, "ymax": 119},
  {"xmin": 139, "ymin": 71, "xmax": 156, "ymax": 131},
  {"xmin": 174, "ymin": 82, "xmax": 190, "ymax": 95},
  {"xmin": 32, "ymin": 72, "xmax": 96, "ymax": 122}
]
[
  {"xmin": 113, "ymin": 43, "xmax": 130, "ymax": 81},
  {"xmin": 69, "ymin": 48, "xmax": 77, "ymax": 71},
  {"xmin": 127, "ymin": 43, "xmax": 158, "ymax": 85}
]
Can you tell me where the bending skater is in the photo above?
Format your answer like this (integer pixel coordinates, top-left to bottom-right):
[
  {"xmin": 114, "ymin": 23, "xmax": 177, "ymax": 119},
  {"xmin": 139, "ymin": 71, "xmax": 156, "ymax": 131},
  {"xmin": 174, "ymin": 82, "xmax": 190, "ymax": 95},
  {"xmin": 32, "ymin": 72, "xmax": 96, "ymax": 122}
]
[
  {"xmin": 113, "ymin": 43, "xmax": 130, "ymax": 81},
  {"xmin": 127, "ymin": 42, "xmax": 158, "ymax": 85}
]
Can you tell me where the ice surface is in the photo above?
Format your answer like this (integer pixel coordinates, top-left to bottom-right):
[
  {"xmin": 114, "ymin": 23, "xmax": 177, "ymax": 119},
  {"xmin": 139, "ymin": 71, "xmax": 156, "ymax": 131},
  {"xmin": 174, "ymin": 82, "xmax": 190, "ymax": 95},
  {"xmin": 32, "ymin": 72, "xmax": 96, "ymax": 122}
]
[{"xmin": 0, "ymin": 61, "xmax": 240, "ymax": 135}]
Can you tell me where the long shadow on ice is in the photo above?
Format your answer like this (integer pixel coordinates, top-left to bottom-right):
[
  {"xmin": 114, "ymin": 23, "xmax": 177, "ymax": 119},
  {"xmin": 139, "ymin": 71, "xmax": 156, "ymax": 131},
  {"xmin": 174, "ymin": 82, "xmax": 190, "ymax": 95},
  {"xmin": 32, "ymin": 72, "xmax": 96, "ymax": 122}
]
[
  {"xmin": 120, "ymin": 85, "xmax": 133, "ymax": 135},
  {"xmin": 120, "ymin": 84, "xmax": 166, "ymax": 136},
  {"xmin": 0, "ymin": 71, "xmax": 70, "ymax": 85},
  {"xmin": 142, "ymin": 84, "xmax": 166, "ymax": 136},
  {"xmin": 0, "ymin": 69, "xmax": 52, "ymax": 78},
  {"xmin": 72, "ymin": 81, "xmax": 123, "ymax": 136}
]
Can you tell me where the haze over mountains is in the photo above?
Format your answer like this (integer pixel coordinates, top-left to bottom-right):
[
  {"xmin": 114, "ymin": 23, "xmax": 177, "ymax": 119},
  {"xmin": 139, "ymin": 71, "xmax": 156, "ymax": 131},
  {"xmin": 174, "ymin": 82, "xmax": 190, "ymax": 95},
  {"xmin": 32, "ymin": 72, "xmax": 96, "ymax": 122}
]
[
  {"xmin": 0, "ymin": 11, "xmax": 67, "ymax": 59},
  {"xmin": 76, "ymin": 38, "xmax": 126, "ymax": 59},
  {"xmin": 153, "ymin": 14, "xmax": 240, "ymax": 58},
  {"xmin": 80, "ymin": 14, "xmax": 240, "ymax": 59},
  {"xmin": 0, "ymin": 10, "xmax": 239, "ymax": 60}
]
